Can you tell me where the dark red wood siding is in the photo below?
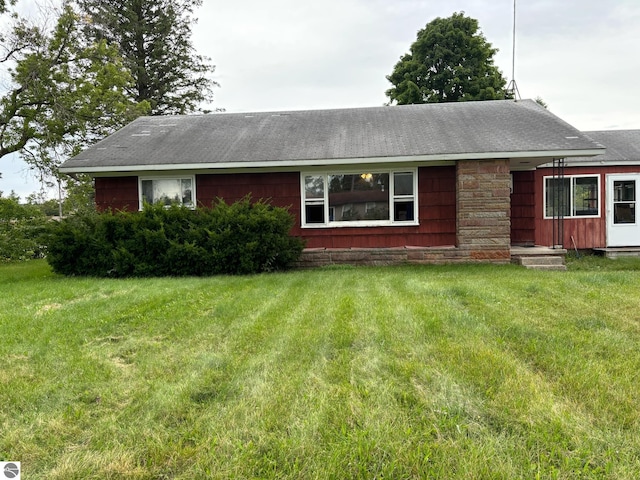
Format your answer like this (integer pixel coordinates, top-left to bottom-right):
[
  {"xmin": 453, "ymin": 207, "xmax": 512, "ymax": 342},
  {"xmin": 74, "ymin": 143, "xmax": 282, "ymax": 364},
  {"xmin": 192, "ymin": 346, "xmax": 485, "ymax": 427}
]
[
  {"xmin": 195, "ymin": 167, "xmax": 457, "ymax": 249},
  {"xmin": 533, "ymin": 165, "xmax": 640, "ymax": 249},
  {"xmin": 196, "ymin": 172, "xmax": 302, "ymax": 240},
  {"xmin": 95, "ymin": 177, "xmax": 139, "ymax": 211},
  {"xmin": 511, "ymin": 171, "xmax": 536, "ymax": 246},
  {"xmin": 196, "ymin": 172, "xmax": 300, "ymax": 212},
  {"xmin": 294, "ymin": 166, "xmax": 456, "ymax": 248},
  {"xmin": 93, "ymin": 168, "xmax": 457, "ymax": 249},
  {"xmin": 419, "ymin": 166, "xmax": 457, "ymax": 246}
]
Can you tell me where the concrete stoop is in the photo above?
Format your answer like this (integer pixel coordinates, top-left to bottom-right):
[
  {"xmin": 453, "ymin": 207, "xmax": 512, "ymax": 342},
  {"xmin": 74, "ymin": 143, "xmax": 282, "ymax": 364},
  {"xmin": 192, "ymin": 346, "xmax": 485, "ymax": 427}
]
[
  {"xmin": 511, "ymin": 255, "xmax": 567, "ymax": 271},
  {"xmin": 593, "ymin": 247, "xmax": 640, "ymax": 259}
]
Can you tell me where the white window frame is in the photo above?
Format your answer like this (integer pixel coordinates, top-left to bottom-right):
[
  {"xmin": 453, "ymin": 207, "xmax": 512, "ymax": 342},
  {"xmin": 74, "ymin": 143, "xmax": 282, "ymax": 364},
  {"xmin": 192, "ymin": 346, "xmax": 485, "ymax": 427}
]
[
  {"xmin": 543, "ymin": 174, "xmax": 600, "ymax": 219},
  {"xmin": 139, "ymin": 175, "xmax": 196, "ymax": 210},
  {"xmin": 301, "ymin": 169, "xmax": 419, "ymax": 228}
]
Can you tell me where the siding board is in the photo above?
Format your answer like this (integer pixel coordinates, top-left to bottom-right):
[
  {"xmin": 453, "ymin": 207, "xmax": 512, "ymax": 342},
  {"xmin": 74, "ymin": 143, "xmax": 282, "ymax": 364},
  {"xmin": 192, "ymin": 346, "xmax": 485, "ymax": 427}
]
[{"xmin": 95, "ymin": 177, "xmax": 138, "ymax": 211}]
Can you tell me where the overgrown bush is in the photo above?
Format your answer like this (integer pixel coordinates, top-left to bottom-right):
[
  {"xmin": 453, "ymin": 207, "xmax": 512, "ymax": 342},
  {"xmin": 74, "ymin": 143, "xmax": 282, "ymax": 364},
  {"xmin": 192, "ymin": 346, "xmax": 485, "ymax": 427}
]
[
  {"xmin": 0, "ymin": 194, "xmax": 49, "ymax": 262},
  {"xmin": 46, "ymin": 197, "xmax": 305, "ymax": 276}
]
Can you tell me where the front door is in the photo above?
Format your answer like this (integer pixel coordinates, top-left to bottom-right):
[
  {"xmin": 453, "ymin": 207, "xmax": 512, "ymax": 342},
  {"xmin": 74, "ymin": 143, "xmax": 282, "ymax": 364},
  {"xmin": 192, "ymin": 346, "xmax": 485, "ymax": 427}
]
[{"xmin": 607, "ymin": 174, "xmax": 640, "ymax": 247}]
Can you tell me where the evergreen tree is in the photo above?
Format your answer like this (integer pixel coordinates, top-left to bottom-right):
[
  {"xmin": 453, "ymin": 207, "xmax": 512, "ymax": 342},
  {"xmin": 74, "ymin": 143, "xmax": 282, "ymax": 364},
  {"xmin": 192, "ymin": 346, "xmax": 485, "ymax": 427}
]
[
  {"xmin": 386, "ymin": 12, "xmax": 509, "ymax": 104},
  {"xmin": 76, "ymin": 0, "xmax": 217, "ymax": 115}
]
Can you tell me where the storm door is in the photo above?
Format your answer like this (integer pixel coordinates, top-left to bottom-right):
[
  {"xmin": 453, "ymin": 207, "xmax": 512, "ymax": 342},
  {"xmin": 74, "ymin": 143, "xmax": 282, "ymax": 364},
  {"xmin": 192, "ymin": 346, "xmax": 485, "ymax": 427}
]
[{"xmin": 608, "ymin": 174, "xmax": 640, "ymax": 247}]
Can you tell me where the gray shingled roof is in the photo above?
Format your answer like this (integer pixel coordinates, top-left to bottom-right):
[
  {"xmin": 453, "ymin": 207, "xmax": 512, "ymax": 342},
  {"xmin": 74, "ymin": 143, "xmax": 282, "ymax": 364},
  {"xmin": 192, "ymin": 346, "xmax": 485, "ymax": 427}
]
[
  {"xmin": 60, "ymin": 99, "xmax": 604, "ymax": 173},
  {"xmin": 567, "ymin": 130, "xmax": 640, "ymax": 165}
]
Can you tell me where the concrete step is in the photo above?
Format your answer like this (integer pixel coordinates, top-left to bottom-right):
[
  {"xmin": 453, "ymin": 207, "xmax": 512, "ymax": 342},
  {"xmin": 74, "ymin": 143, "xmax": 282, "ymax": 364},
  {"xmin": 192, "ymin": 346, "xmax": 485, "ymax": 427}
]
[
  {"xmin": 523, "ymin": 264, "xmax": 567, "ymax": 271},
  {"xmin": 517, "ymin": 256, "xmax": 564, "ymax": 266},
  {"xmin": 512, "ymin": 255, "xmax": 567, "ymax": 271}
]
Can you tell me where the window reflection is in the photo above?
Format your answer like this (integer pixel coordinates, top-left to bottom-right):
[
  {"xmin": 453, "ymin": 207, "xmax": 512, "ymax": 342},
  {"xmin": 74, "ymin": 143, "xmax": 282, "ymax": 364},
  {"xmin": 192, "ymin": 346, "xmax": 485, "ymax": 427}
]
[
  {"xmin": 613, "ymin": 180, "xmax": 636, "ymax": 224},
  {"xmin": 141, "ymin": 178, "xmax": 194, "ymax": 208},
  {"xmin": 544, "ymin": 176, "xmax": 599, "ymax": 218},
  {"xmin": 328, "ymin": 174, "xmax": 389, "ymax": 221},
  {"xmin": 302, "ymin": 170, "xmax": 416, "ymax": 226}
]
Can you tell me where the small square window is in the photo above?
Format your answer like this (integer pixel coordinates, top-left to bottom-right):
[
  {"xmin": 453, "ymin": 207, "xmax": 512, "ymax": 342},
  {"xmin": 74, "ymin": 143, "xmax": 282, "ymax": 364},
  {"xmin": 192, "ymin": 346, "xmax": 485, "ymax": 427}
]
[
  {"xmin": 305, "ymin": 204, "xmax": 324, "ymax": 223},
  {"xmin": 394, "ymin": 172, "xmax": 414, "ymax": 196},
  {"xmin": 394, "ymin": 201, "xmax": 414, "ymax": 222}
]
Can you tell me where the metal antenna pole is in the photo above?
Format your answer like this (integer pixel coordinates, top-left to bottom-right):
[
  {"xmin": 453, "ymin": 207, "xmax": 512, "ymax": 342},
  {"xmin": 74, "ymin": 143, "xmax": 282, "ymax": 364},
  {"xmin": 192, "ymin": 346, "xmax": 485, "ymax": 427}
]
[
  {"xmin": 507, "ymin": 0, "xmax": 521, "ymax": 100},
  {"xmin": 511, "ymin": 0, "xmax": 516, "ymax": 85}
]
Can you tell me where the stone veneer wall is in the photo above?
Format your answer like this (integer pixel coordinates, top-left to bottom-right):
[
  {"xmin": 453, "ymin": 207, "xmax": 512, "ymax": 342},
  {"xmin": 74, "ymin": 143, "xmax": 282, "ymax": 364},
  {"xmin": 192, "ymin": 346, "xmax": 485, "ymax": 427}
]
[
  {"xmin": 297, "ymin": 246, "xmax": 491, "ymax": 268},
  {"xmin": 456, "ymin": 159, "xmax": 511, "ymax": 262}
]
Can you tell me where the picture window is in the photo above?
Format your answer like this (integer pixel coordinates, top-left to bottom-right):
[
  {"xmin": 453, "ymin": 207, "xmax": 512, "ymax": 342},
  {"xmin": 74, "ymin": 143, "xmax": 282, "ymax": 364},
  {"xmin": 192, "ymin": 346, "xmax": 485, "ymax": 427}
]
[{"xmin": 302, "ymin": 170, "xmax": 417, "ymax": 227}]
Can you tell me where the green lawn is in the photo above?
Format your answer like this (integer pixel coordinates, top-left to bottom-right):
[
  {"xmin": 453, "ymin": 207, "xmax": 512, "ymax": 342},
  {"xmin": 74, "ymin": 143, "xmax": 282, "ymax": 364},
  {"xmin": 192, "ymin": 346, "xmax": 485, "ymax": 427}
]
[{"xmin": 1, "ymin": 259, "xmax": 640, "ymax": 479}]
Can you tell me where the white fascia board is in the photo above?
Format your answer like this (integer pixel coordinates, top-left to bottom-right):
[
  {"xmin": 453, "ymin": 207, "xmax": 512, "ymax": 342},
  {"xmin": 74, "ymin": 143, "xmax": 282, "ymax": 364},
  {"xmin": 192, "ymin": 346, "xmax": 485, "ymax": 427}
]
[
  {"xmin": 538, "ymin": 160, "xmax": 640, "ymax": 168},
  {"xmin": 59, "ymin": 148, "xmax": 606, "ymax": 174}
]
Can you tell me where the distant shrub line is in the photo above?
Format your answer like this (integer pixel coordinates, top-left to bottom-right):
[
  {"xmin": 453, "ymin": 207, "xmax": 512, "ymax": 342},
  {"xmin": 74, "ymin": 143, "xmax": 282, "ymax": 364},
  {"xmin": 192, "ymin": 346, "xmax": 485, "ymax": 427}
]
[
  {"xmin": 46, "ymin": 197, "xmax": 305, "ymax": 276},
  {"xmin": 0, "ymin": 195, "xmax": 49, "ymax": 262}
]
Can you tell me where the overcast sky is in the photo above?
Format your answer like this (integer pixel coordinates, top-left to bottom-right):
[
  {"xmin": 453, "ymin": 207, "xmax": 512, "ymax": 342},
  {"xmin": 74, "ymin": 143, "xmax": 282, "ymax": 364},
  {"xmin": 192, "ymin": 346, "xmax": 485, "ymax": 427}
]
[{"xmin": 2, "ymin": 0, "xmax": 640, "ymax": 199}]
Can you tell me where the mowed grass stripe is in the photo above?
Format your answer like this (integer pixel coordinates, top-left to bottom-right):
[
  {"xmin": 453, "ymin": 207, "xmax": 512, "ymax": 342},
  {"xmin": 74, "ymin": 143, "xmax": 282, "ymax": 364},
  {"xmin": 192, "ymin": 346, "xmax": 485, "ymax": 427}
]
[{"xmin": 1, "ymin": 260, "xmax": 640, "ymax": 478}]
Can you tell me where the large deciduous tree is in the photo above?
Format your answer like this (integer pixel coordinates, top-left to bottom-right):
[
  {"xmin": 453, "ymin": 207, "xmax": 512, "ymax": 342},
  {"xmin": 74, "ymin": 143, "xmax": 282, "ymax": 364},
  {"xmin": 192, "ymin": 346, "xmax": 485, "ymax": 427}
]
[
  {"xmin": 386, "ymin": 12, "xmax": 509, "ymax": 104},
  {"xmin": 76, "ymin": 0, "xmax": 217, "ymax": 115},
  {"xmin": 0, "ymin": 0, "xmax": 14, "ymax": 13},
  {"xmin": 0, "ymin": 2, "xmax": 148, "ymax": 177}
]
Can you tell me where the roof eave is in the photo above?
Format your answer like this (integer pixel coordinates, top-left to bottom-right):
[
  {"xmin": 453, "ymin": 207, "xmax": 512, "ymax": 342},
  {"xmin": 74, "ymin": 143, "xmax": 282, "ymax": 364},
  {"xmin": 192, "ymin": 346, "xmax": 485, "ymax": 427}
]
[
  {"xmin": 59, "ymin": 148, "xmax": 606, "ymax": 174},
  {"xmin": 540, "ymin": 159, "xmax": 640, "ymax": 168}
]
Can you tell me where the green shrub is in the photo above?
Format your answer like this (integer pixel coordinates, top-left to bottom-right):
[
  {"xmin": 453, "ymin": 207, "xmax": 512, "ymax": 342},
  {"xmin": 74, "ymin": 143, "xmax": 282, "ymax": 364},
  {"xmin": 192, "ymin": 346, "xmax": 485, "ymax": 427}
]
[
  {"xmin": 46, "ymin": 197, "xmax": 305, "ymax": 276},
  {"xmin": 0, "ymin": 195, "xmax": 49, "ymax": 262}
]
